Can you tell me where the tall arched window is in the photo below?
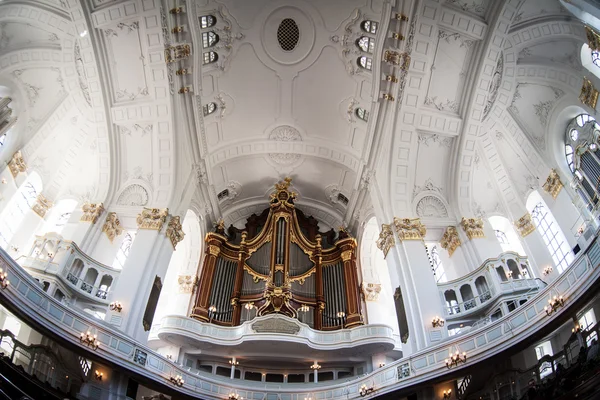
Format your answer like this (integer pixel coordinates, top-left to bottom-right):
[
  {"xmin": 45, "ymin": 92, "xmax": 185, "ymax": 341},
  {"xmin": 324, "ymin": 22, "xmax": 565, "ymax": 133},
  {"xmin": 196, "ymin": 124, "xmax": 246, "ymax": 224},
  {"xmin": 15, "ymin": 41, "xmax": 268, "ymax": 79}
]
[
  {"xmin": 356, "ymin": 108, "xmax": 369, "ymax": 122},
  {"xmin": 581, "ymin": 43, "xmax": 600, "ymax": 80},
  {"xmin": 0, "ymin": 172, "xmax": 42, "ymax": 249},
  {"xmin": 40, "ymin": 199, "xmax": 77, "ymax": 235},
  {"xmin": 111, "ymin": 231, "xmax": 136, "ymax": 270},
  {"xmin": 357, "ymin": 56, "xmax": 373, "ymax": 71},
  {"xmin": 526, "ymin": 191, "xmax": 573, "ymax": 273},
  {"xmin": 202, "ymin": 32, "xmax": 219, "ymax": 48},
  {"xmin": 426, "ymin": 244, "xmax": 447, "ymax": 283},
  {"xmin": 489, "ymin": 216, "xmax": 526, "ymax": 255},
  {"xmin": 203, "ymin": 102, "xmax": 217, "ymax": 116}
]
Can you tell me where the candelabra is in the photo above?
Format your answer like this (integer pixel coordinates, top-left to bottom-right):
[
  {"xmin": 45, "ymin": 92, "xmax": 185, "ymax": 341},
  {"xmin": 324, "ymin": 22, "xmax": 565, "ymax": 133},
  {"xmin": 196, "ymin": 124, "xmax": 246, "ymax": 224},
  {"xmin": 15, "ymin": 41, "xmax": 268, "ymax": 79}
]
[
  {"xmin": 244, "ymin": 302, "xmax": 254, "ymax": 310},
  {"xmin": 443, "ymin": 389, "xmax": 452, "ymax": 399},
  {"xmin": 543, "ymin": 266, "xmax": 553, "ymax": 276},
  {"xmin": 544, "ymin": 295, "xmax": 565, "ymax": 316},
  {"xmin": 229, "ymin": 393, "xmax": 242, "ymax": 400},
  {"xmin": 109, "ymin": 301, "xmax": 122, "ymax": 312},
  {"xmin": 299, "ymin": 304, "xmax": 310, "ymax": 313},
  {"xmin": 572, "ymin": 324, "xmax": 582, "ymax": 334},
  {"xmin": 169, "ymin": 375, "xmax": 184, "ymax": 386},
  {"xmin": 0, "ymin": 268, "xmax": 9, "ymax": 289},
  {"xmin": 431, "ymin": 316, "xmax": 445, "ymax": 328},
  {"xmin": 445, "ymin": 351, "xmax": 467, "ymax": 368},
  {"xmin": 1, "ymin": 178, "xmax": 6, "ymax": 184},
  {"xmin": 229, "ymin": 359, "xmax": 239, "ymax": 366},
  {"xmin": 94, "ymin": 370, "xmax": 103, "ymax": 381},
  {"xmin": 80, "ymin": 331, "xmax": 99, "ymax": 350},
  {"xmin": 379, "ymin": 363, "xmax": 386, "ymax": 368},
  {"xmin": 359, "ymin": 384, "xmax": 374, "ymax": 397},
  {"xmin": 310, "ymin": 362, "xmax": 321, "ymax": 370}
]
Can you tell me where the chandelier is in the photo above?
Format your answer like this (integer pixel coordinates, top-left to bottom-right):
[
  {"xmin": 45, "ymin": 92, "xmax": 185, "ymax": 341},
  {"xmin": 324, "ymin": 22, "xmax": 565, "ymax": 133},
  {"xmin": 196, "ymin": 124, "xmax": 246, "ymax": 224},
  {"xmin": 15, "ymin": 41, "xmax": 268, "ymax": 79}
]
[
  {"xmin": 80, "ymin": 331, "xmax": 99, "ymax": 350},
  {"xmin": 445, "ymin": 350, "xmax": 467, "ymax": 368},
  {"xmin": 544, "ymin": 295, "xmax": 565, "ymax": 316}
]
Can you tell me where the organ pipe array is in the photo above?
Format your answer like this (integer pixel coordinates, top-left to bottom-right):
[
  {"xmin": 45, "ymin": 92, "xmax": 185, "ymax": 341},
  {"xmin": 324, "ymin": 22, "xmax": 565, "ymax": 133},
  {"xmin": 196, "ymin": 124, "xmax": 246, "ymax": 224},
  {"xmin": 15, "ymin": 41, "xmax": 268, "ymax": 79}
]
[{"xmin": 190, "ymin": 178, "xmax": 363, "ymax": 330}]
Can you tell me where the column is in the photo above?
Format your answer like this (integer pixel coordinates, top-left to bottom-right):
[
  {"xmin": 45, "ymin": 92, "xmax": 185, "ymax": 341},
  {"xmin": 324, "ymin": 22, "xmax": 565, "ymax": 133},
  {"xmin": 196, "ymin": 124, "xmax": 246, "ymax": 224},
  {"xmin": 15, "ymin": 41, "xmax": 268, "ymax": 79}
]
[
  {"xmin": 61, "ymin": 203, "xmax": 105, "ymax": 249},
  {"xmin": 459, "ymin": 217, "xmax": 503, "ymax": 267},
  {"xmin": 231, "ymin": 233, "xmax": 249, "ymax": 325},
  {"xmin": 190, "ymin": 234, "xmax": 225, "ymax": 321},
  {"xmin": 314, "ymin": 235, "xmax": 323, "ymax": 330},
  {"xmin": 340, "ymin": 237, "xmax": 361, "ymax": 328},
  {"xmin": 513, "ymin": 211, "xmax": 554, "ymax": 279}
]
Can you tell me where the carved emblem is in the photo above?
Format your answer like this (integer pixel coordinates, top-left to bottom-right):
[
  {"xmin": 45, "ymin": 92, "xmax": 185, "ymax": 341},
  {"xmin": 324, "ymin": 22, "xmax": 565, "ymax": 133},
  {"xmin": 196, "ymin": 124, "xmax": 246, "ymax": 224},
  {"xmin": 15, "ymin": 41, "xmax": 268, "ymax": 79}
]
[
  {"xmin": 580, "ymin": 78, "xmax": 599, "ymax": 110},
  {"xmin": 393, "ymin": 217, "xmax": 426, "ymax": 241},
  {"xmin": 460, "ymin": 217, "xmax": 485, "ymax": 240},
  {"xmin": 102, "ymin": 212, "xmax": 123, "ymax": 243},
  {"xmin": 440, "ymin": 226, "xmax": 461, "ymax": 257},
  {"xmin": 177, "ymin": 275, "xmax": 194, "ymax": 294},
  {"xmin": 542, "ymin": 169, "xmax": 563, "ymax": 199},
  {"xmin": 362, "ymin": 283, "xmax": 382, "ymax": 301},
  {"xmin": 166, "ymin": 216, "xmax": 185, "ymax": 249},
  {"xmin": 251, "ymin": 317, "xmax": 300, "ymax": 334},
  {"xmin": 32, "ymin": 194, "xmax": 53, "ymax": 218},
  {"xmin": 376, "ymin": 224, "xmax": 395, "ymax": 258},
  {"xmin": 137, "ymin": 208, "xmax": 168, "ymax": 230},
  {"xmin": 80, "ymin": 202, "xmax": 105, "ymax": 224},
  {"xmin": 8, "ymin": 151, "xmax": 26, "ymax": 178},
  {"xmin": 514, "ymin": 213, "xmax": 535, "ymax": 237}
]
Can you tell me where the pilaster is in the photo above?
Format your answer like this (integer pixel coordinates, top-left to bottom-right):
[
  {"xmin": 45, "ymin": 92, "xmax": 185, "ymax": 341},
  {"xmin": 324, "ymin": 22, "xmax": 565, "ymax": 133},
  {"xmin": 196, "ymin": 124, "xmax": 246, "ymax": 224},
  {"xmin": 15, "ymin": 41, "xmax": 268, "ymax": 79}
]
[{"xmin": 460, "ymin": 217, "xmax": 503, "ymax": 266}]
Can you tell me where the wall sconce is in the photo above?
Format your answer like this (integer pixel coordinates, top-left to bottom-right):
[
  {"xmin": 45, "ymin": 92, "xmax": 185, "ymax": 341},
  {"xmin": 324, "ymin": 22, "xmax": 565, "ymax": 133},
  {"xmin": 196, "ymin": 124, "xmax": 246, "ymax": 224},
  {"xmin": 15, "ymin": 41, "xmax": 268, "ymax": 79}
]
[
  {"xmin": 336, "ymin": 311, "xmax": 347, "ymax": 326},
  {"xmin": 544, "ymin": 295, "xmax": 565, "ymax": 316},
  {"xmin": 507, "ymin": 270, "xmax": 513, "ymax": 279},
  {"xmin": 432, "ymin": 316, "xmax": 445, "ymax": 328},
  {"xmin": 310, "ymin": 362, "xmax": 321, "ymax": 370},
  {"xmin": 109, "ymin": 301, "xmax": 122, "ymax": 312},
  {"xmin": 1, "ymin": 178, "xmax": 7, "ymax": 184},
  {"xmin": 573, "ymin": 324, "xmax": 582, "ymax": 334},
  {"xmin": 229, "ymin": 359, "xmax": 239, "ymax": 366},
  {"xmin": 169, "ymin": 375, "xmax": 184, "ymax": 386},
  {"xmin": 208, "ymin": 305, "xmax": 217, "ymax": 321},
  {"xmin": 94, "ymin": 370, "xmax": 103, "ymax": 381},
  {"xmin": 445, "ymin": 351, "xmax": 467, "ymax": 369},
  {"xmin": 379, "ymin": 363, "xmax": 386, "ymax": 368},
  {"xmin": 299, "ymin": 304, "xmax": 310, "ymax": 313},
  {"xmin": 244, "ymin": 302, "xmax": 254, "ymax": 310},
  {"xmin": 228, "ymin": 393, "xmax": 242, "ymax": 400},
  {"xmin": 80, "ymin": 331, "xmax": 99, "ymax": 350},
  {"xmin": 543, "ymin": 266, "xmax": 553, "ymax": 276},
  {"xmin": 47, "ymin": 252, "xmax": 54, "ymax": 258},
  {"xmin": 359, "ymin": 384, "xmax": 375, "ymax": 397},
  {"xmin": 0, "ymin": 268, "xmax": 9, "ymax": 289},
  {"xmin": 443, "ymin": 389, "xmax": 452, "ymax": 399}
]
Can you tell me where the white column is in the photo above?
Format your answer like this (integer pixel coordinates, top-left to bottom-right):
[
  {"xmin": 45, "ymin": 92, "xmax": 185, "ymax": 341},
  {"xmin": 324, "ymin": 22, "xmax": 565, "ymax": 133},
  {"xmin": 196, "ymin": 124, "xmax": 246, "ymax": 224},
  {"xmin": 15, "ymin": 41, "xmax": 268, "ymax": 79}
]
[{"xmin": 461, "ymin": 218, "xmax": 503, "ymax": 267}]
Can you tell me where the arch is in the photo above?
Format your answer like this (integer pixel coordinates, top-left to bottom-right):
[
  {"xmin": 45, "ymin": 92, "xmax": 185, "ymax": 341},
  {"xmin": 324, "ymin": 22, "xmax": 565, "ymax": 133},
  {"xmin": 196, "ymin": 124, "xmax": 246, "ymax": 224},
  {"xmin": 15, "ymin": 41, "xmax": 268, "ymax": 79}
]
[
  {"xmin": 357, "ymin": 36, "xmax": 375, "ymax": 53},
  {"xmin": 496, "ymin": 266, "xmax": 508, "ymax": 282},
  {"xmin": 444, "ymin": 290, "xmax": 459, "ymax": 315},
  {"xmin": 111, "ymin": 231, "xmax": 136, "ymax": 270},
  {"xmin": 41, "ymin": 198, "xmax": 77, "ymax": 235},
  {"xmin": 83, "ymin": 268, "xmax": 98, "ymax": 284},
  {"xmin": 488, "ymin": 216, "xmax": 526, "ymax": 255},
  {"xmin": 203, "ymin": 102, "xmax": 217, "ymax": 116},
  {"xmin": 203, "ymin": 51, "xmax": 218, "ymax": 65},
  {"xmin": 581, "ymin": 43, "xmax": 600, "ymax": 80},
  {"xmin": 69, "ymin": 258, "xmax": 84, "ymax": 278},
  {"xmin": 202, "ymin": 31, "xmax": 219, "ymax": 48},
  {"xmin": 357, "ymin": 56, "xmax": 373, "ymax": 70},
  {"xmin": 507, "ymin": 259, "xmax": 521, "ymax": 279},
  {"xmin": 200, "ymin": 15, "xmax": 216, "ymax": 29},
  {"xmin": 361, "ymin": 20, "xmax": 378, "ymax": 34},
  {"xmin": 97, "ymin": 275, "xmax": 113, "ymax": 299},
  {"xmin": 356, "ymin": 108, "xmax": 369, "ymax": 122},
  {"xmin": 474, "ymin": 276, "xmax": 489, "ymax": 301},
  {"xmin": 460, "ymin": 284, "xmax": 475, "ymax": 310}
]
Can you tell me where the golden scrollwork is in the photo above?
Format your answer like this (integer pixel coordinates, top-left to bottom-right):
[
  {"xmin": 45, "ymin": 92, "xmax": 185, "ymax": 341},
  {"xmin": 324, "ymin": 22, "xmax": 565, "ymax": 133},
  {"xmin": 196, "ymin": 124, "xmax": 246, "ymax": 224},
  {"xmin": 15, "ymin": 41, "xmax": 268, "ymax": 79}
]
[
  {"xmin": 8, "ymin": 151, "xmax": 26, "ymax": 178},
  {"xmin": 440, "ymin": 226, "xmax": 461, "ymax": 257},
  {"xmin": 393, "ymin": 217, "xmax": 426, "ymax": 241},
  {"xmin": 514, "ymin": 213, "xmax": 535, "ymax": 237},
  {"xmin": 580, "ymin": 78, "xmax": 599, "ymax": 110},
  {"xmin": 80, "ymin": 202, "xmax": 105, "ymax": 224},
  {"xmin": 32, "ymin": 194, "xmax": 52, "ymax": 218},
  {"xmin": 137, "ymin": 208, "xmax": 169, "ymax": 230},
  {"xmin": 102, "ymin": 212, "xmax": 123, "ymax": 243},
  {"xmin": 165, "ymin": 44, "xmax": 190, "ymax": 63},
  {"xmin": 177, "ymin": 275, "xmax": 194, "ymax": 294},
  {"xmin": 166, "ymin": 216, "xmax": 185, "ymax": 249},
  {"xmin": 542, "ymin": 169, "xmax": 563, "ymax": 200},
  {"xmin": 270, "ymin": 177, "xmax": 297, "ymax": 204},
  {"xmin": 341, "ymin": 250, "xmax": 353, "ymax": 262},
  {"xmin": 376, "ymin": 224, "xmax": 395, "ymax": 258},
  {"xmin": 243, "ymin": 265, "xmax": 269, "ymax": 283},
  {"xmin": 289, "ymin": 267, "xmax": 316, "ymax": 285},
  {"xmin": 208, "ymin": 245, "xmax": 221, "ymax": 257},
  {"xmin": 460, "ymin": 217, "xmax": 485, "ymax": 240},
  {"xmin": 362, "ymin": 283, "xmax": 382, "ymax": 302}
]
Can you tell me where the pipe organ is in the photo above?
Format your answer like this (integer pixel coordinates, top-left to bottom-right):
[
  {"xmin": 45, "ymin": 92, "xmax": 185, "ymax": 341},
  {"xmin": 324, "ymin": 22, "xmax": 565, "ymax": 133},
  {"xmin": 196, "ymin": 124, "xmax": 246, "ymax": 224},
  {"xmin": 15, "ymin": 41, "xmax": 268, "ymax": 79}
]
[{"xmin": 190, "ymin": 178, "xmax": 363, "ymax": 330}]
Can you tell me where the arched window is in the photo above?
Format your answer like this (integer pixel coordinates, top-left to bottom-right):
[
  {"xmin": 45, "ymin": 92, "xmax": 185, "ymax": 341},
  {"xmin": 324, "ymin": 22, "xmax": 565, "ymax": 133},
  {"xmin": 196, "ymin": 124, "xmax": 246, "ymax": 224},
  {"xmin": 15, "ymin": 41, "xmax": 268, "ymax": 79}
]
[
  {"xmin": 526, "ymin": 191, "xmax": 573, "ymax": 274},
  {"xmin": 203, "ymin": 102, "xmax": 217, "ymax": 116},
  {"xmin": 357, "ymin": 56, "xmax": 373, "ymax": 71},
  {"xmin": 357, "ymin": 36, "xmax": 375, "ymax": 53},
  {"xmin": 0, "ymin": 172, "xmax": 42, "ymax": 249},
  {"xmin": 489, "ymin": 216, "xmax": 526, "ymax": 255},
  {"xmin": 426, "ymin": 244, "xmax": 447, "ymax": 283},
  {"xmin": 495, "ymin": 229, "xmax": 509, "ymax": 245},
  {"xmin": 361, "ymin": 20, "xmax": 378, "ymax": 34},
  {"xmin": 581, "ymin": 43, "xmax": 600, "ymax": 80},
  {"xmin": 41, "ymin": 199, "xmax": 77, "ymax": 235},
  {"xmin": 203, "ymin": 51, "xmax": 218, "ymax": 65},
  {"xmin": 111, "ymin": 231, "xmax": 136, "ymax": 270},
  {"xmin": 202, "ymin": 31, "xmax": 219, "ymax": 48},
  {"xmin": 356, "ymin": 108, "xmax": 369, "ymax": 122},
  {"xmin": 200, "ymin": 15, "xmax": 216, "ymax": 29}
]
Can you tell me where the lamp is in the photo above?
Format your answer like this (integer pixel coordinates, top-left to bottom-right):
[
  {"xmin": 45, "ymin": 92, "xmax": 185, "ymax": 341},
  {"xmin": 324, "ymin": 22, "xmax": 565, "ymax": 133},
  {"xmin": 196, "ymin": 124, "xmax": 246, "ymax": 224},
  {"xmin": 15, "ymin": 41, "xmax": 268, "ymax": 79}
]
[
  {"xmin": 443, "ymin": 389, "xmax": 452, "ymax": 399},
  {"xmin": 310, "ymin": 362, "xmax": 321, "ymax": 370},
  {"xmin": 94, "ymin": 370, "xmax": 103, "ymax": 381},
  {"xmin": 359, "ymin": 384, "xmax": 375, "ymax": 397},
  {"xmin": 336, "ymin": 311, "xmax": 346, "ymax": 327},
  {"xmin": 109, "ymin": 301, "xmax": 122, "ymax": 312},
  {"xmin": 229, "ymin": 359, "xmax": 239, "ymax": 366},
  {"xmin": 379, "ymin": 363, "xmax": 386, "ymax": 368},
  {"xmin": 0, "ymin": 268, "xmax": 9, "ymax": 289},
  {"xmin": 244, "ymin": 302, "xmax": 254, "ymax": 310},
  {"xmin": 573, "ymin": 324, "xmax": 582, "ymax": 334},
  {"xmin": 208, "ymin": 305, "xmax": 217, "ymax": 321},
  {"xmin": 507, "ymin": 270, "xmax": 513, "ymax": 279},
  {"xmin": 1, "ymin": 178, "xmax": 6, "ymax": 184},
  {"xmin": 544, "ymin": 295, "xmax": 565, "ymax": 316},
  {"xmin": 228, "ymin": 392, "xmax": 242, "ymax": 400},
  {"xmin": 169, "ymin": 375, "xmax": 184, "ymax": 386},
  {"xmin": 543, "ymin": 266, "xmax": 553, "ymax": 276},
  {"xmin": 432, "ymin": 316, "xmax": 445, "ymax": 328},
  {"xmin": 299, "ymin": 304, "xmax": 310, "ymax": 313},
  {"xmin": 445, "ymin": 350, "xmax": 467, "ymax": 368},
  {"xmin": 79, "ymin": 331, "xmax": 99, "ymax": 350}
]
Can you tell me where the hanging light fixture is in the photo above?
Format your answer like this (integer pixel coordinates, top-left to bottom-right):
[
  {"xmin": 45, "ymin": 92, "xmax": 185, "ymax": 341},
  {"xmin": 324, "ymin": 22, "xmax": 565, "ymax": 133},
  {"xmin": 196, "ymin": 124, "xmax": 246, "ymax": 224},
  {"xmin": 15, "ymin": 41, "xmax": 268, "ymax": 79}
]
[
  {"xmin": 445, "ymin": 350, "xmax": 467, "ymax": 368},
  {"xmin": 109, "ymin": 301, "xmax": 123, "ymax": 312},
  {"xmin": 544, "ymin": 295, "xmax": 565, "ymax": 316},
  {"xmin": 431, "ymin": 316, "xmax": 445, "ymax": 328},
  {"xmin": 0, "ymin": 268, "xmax": 9, "ymax": 289},
  {"xmin": 359, "ymin": 384, "xmax": 375, "ymax": 397},
  {"xmin": 80, "ymin": 331, "xmax": 99, "ymax": 350},
  {"xmin": 169, "ymin": 374, "xmax": 184, "ymax": 386}
]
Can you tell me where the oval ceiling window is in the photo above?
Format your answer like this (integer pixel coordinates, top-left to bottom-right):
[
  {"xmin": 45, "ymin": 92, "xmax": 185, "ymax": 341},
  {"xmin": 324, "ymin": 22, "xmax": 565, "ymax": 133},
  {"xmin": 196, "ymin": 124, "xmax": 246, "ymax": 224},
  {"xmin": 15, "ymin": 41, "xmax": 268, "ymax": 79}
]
[{"xmin": 277, "ymin": 18, "xmax": 300, "ymax": 52}]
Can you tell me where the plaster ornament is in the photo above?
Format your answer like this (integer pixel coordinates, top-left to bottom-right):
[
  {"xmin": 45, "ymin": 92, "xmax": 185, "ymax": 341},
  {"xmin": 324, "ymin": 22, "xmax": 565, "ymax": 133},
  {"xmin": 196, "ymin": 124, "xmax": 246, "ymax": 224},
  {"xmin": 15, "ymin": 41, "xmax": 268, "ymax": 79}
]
[
  {"xmin": 102, "ymin": 212, "xmax": 123, "ymax": 243},
  {"xmin": 117, "ymin": 184, "xmax": 149, "ymax": 206},
  {"xmin": 416, "ymin": 196, "xmax": 448, "ymax": 218},
  {"xmin": 376, "ymin": 224, "xmax": 395, "ymax": 258},
  {"xmin": 514, "ymin": 213, "xmax": 535, "ymax": 237},
  {"xmin": 8, "ymin": 151, "xmax": 26, "ymax": 178},
  {"xmin": 166, "ymin": 216, "xmax": 185, "ymax": 249},
  {"xmin": 251, "ymin": 317, "xmax": 300, "ymax": 335},
  {"xmin": 177, "ymin": 275, "xmax": 195, "ymax": 294},
  {"xmin": 393, "ymin": 217, "xmax": 426, "ymax": 241},
  {"xmin": 580, "ymin": 78, "xmax": 599, "ymax": 110},
  {"xmin": 137, "ymin": 208, "xmax": 169, "ymax": 231},
  {"xmin": 542, "ymin": 169, "xmax": 563, "ymax": 199},
  {"xmin": 80, "ymin": 202, "xmax": 105, "ymax": 224},
  {"xmin": 483, "ymin": 53, "xmax": 503, "ymax": 120},
  {"xmin": 440, "ymin": 226, "xmax": 461, "ymax": 257},
  {"xmin": 32, "ymin": 194, "xmax": 53, "ymax": 218},
  {"xmin": 165, "ymin": 44, "xmax": 191, "ymax": 63},
  {"xmin": 362, "ymin": 283, "xmax": 382, "ymax": 301},
  {"xmin": 268, "ymin": 126, "xmax": 303, "ymax": 166},
  {"xmin": 460, "ymin": 217, "xmax": 485, "ymax": 239}
]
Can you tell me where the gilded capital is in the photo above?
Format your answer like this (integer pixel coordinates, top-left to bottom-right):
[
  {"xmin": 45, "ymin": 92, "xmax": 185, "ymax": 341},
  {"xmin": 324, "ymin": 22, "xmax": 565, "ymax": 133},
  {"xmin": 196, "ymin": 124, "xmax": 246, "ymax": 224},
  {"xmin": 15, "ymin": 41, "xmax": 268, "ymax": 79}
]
[
  {"xmin": 166, "ymin": 215, "xmax": 185, "ymax": 249},
  {"xmin": 208, "ymin": 244, "xmax": 221, "ymax": 256},
  {"xmin": 137, "ymin": 207, "xmax": 168, "ymax": 230},
  {"xmin": 440, "ymin": 226, "xmax": 461, "ymax": 257},
  {"xmin": 460, "ymin": 217, "xmax": 485, "ymax": 240},
  {"xmin": 362, "ymin": 283, "xmax": 382, "ymax": 302},
  {"xmin": 80, "ymin": 202, "xmax": 105, "ymax": 224},
  {"xmin": 393, "ymin": 217, "xmax": 426, "ymax": 241},
  {"xmin": 580, "ymin": 78, "xmax": 599, "ymax": 109},
  {"xmin": 8, "ymin": 151, "xmax": 26, "ymax": 178},
  {"xmin": 376, "ymin": 224, "xmax": 395, "ymax": 258},
  {"xmin": 341, "ymin": 250, "xmax": 353, "ymax": 262},
  {"xmin": 32, "ymin": 194, "xmax": 52, "ymax": 218},
  {"xmin": 102, "ymin": 212, "xmax": 123, "ymax": 243},
  {"xmin": 542, "ymin": 169, "xmax": 563, "ymax": 199},
  {"xmin": 514, "ymin": 213, "xmax": 535, "ymax": 237}
]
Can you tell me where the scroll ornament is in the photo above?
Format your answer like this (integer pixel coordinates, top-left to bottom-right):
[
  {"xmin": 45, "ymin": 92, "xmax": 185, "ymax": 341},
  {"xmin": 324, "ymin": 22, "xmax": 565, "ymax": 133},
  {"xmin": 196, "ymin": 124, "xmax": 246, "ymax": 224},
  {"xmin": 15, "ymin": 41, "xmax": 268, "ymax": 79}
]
[
  {"xmin": 8, "ymin": 151, "xmax": 26, "ymax": 178},
  {"xmin": 376, "ymin": 224, "xmax": 395, "ymax": 258},
  {"xmin": 166, "ymin": 216, "xmax": 185, "ymax": 249},
  {"xmin": 542, "ymin": 169, "xmax": 563, "ymax": 199},
  {"xmin": 362, "ymin": 283, "xmax": 382, "ymax": 301},
  {"xmin": 460, "ymin": 217, "xmax": 485, "ymax": 240},
  {"xmin": 393, "ymin": 217, "xmax": 426, "ymax": 241},
  {"xmin": 80, "ymin": 202, "xmax": 105, "ymax": 224},
  {"xmin": 515, "ymin": 213, "xmax": 535, "ymax": 237},
  {"xmin": 32, "ymin": 194, "xmax": 53, "ymax": 218},
  {"xmin": 137, "ymin": 208, "xmax": 169, "ymax": 230},
  {"xmin": 440, "ymin": 226, "xmax": 461, "ymax": 257},
  {"xmin": 102, "ymin": 212, "xmax": 123, "ymax": 243}
]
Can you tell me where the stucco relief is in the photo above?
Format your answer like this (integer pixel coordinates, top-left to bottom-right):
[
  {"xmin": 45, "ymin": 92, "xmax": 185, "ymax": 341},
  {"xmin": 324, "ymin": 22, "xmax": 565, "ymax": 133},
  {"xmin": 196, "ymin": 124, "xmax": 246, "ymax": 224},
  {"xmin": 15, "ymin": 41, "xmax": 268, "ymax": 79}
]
[
  {"xmin": 267, "ymin": 125, "xmax": 303, "ymax": 166},
  {"xmin": 102, "ymin": 212, "xmax": 123, "ymax": 243},
  {"xmin": 117, "ymin": 184, "xmax": 150, "ymax": 206},
  {"xmin": 416, "ymin": 196, "xmax": 448, "ymax": 218}
]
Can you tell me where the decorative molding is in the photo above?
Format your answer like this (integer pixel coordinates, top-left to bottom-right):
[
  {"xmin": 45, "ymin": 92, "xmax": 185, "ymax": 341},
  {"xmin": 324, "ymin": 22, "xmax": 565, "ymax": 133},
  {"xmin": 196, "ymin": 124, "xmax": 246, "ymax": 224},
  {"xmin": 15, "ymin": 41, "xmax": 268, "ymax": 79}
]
[
  {"xmin": 362, "ymin": 283, "xmax": 382, "ymax": 302},
  {"xmin": 483, "ymin": 53, "xmax": 503, "ymax": 120},
  {"xmin": 393, "ymin": 218, "xmax": 426, "ymax": 241},
  {"xmin": 268, "ymin": 126, "xmax": 303, "ymax": 166},
  {"xmin": 417, "ymin": 133, "xmax": 453, "ymax": 148},
  {"xmin": 460, "ymin": 217, "xmax": 484, "ymax": 240},
  {"xmin": 445, "ymin": 0, "xmax": 487, "ymax": 17},
  {"xmin": 8, "ymin": 151, "xmax": 26, "ymax": 178},
  {"xmin": 413, "ymin": 178, "xmax": 444, "ymax": 200},
  {"xmin": 416, "ymin": 196, "xmax": 448, "ymax": 218},
  {"xmin": 580, "ymin": 78, "xmax": 599, "ymax": 110},
  {"xmin": 251, "ymin": 317, "xmax": 300, "ymax": 335},
  {"xmin": 80, "ymin": 203, "xmax": 105, "ymax": 224},
  {"xmin": 32, "ymin": 194, "xmax": 52, "ymax": 218},
  {"xmin": 514, "ymin": 213, "xmax": 535, "ymax": 237},
  {"xmin": 117, "ymin": 184, "xmax": 149, "ymax": 206},
  {"xmin": 440, "ymin": 226, "xmax": 461, "ymax": 257},
  {"xmin": 102, "ymin": 212, "xmax": 123, "ymax": 243},
  {"xmin": 542, "ymin": 169, "xmax": 563, "ymax": 200},
  {"xmin": 376, "ymin": 224, "xmax": 395, "ymax": 258},
  {"xmin": 166, "ymin": 216, "xmax": 185, "ymax": 249},
  {"xmin": 177, "ymin": 275, "xmax": 194, "ymax": 294},
  {"xmin": 137, "ymin": 208, "xmax": 168, "ymax": 230}
]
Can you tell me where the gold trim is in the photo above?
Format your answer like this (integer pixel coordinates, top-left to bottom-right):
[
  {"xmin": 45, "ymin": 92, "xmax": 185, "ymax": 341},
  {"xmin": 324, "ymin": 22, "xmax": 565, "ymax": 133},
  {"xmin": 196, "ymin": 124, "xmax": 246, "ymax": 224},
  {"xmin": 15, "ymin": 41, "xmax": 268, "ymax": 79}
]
[
  {"xmin": 289, "ymin": 267, "xmax": 316, "ymax": 284},
  {"xmin": 514, "ymin": 213, "xmax": 535, "ymax": 237},
  {"xmin": 208, "ymin": 245, "xmax": 221, "ymax": 257},
  {"xmin": 460, "ymin": 217, "xmax": 485, "ymax": 240},
  {"xmin": 542, "ymin": 169, "xmax": 563, "ymax": 200}
]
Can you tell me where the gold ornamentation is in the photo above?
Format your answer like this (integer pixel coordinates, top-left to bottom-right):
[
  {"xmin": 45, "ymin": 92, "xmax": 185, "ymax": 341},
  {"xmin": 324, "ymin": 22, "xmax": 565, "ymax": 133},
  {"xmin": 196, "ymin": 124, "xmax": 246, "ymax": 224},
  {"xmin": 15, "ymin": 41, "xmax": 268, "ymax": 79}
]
[
  {"xmin": 362, "ymin": 283, "xmax": 382, "ymax": 301},
  {"xmin": 244, "ymin": 265, "xmax": 269, "ymax": 283},
  {"xmin": 270, "ymin": 177, "xmax": 297, "ymax": 203},
  {"xmin": 289, "ymin": 267, "xmax": 316, "ymax": 284},
  {"xmin": 166, "ymin": 216, "xmax": 185, "ymax": 249},
  {"xmin": 542, "ymin": 169, "xmax": 563, "ymax": 199},
  {"xmin": 165, "ymin": 44, "xmax": 190, "ymax": 63},
  {"xmin": 514, "ymin": 213, "xmax": 535, "ymax": 237},
  {"xmin": 460, "ymin": 217, "xmax": 485, "ymax": 240},
  {"xmin": 137, "ymin": 208, "xmax": 168, "ymax": 230},
  {"xmin": 580, "ymin": 78, "xmax": 599, "ymax": 109},
  {"xmin": 440, "ymin": 226, "xmax": 461, "ymax": 257},
  {"xmin": 376, "ymin": 224, "xmax": 395, "ymax": 258},
  {"xmin": 8, "ymin": 151, "xmax": 26, "ymax": 178},
  {"xmin": 80, "ymin": 203, "xmax": 105, "ymax": 224},
  {"xmin": 393, "ymin": 217, "xmax": 426, "ymax": 241},
  {"xmin": 341, "ymin": 250, "xmax": 353, "ymax": 262},
  {"xmin": 102, "ymin": 212, "xmax": 123, "ymax": 243},
  {"xmin": 177, "ymin": 275, "xmax": 194, "ymax": 294},
  {"xmin": 208, "ymin": 245, "xmax": 221, "ymax": 257},
  {"xmin": 32, "ymin": 194, "xmax": 52, "ymax": 218},
  {"xmin": 586, "ymin": 26, "xmax": 600, "ymax": 52}
]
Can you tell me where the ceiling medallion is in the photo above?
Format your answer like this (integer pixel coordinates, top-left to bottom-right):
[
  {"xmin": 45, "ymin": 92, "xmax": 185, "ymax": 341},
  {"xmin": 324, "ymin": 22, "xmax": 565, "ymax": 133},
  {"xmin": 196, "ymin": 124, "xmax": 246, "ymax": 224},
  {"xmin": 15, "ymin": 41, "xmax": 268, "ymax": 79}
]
[{"xmin": 268, "ymin": 126, "xmax": 303, "ymax": 166}]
